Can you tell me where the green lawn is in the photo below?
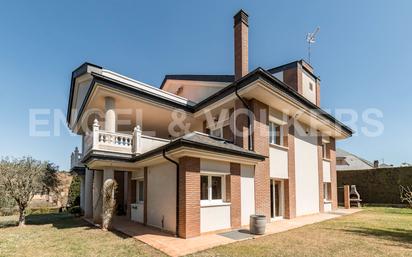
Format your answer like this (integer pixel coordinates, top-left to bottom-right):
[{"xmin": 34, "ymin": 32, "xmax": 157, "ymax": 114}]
[
  {"xmin": 190, "ymin": 207, "xmax": 412, "ymax": 257},
  {"xmin": 0, "ymin": 208, "xmax": 411, "ymax": 257},
  {"xmin": 0, "ymin": 213, "xmax": 166, "ymax": 257}
]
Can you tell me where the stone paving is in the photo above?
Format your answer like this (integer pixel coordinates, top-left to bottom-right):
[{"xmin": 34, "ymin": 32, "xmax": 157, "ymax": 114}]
[{"xmin": 97, "ymin": 208, "xmax": 361, "ymax": 257}]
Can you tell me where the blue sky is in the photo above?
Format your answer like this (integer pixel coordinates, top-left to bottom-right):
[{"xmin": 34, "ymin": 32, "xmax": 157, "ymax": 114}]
[{"xmin": 0, "ymin": 0, "xmax": 411, "ymax": 170}]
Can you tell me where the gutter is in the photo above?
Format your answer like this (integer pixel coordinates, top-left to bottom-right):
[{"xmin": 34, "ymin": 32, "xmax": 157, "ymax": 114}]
[
  {"xmin": 235, "ymin": 84, "xmax": 253, "ymax": 151},
  {"xmin": 162, "ymin": 148, "xmax": 179, "ymax": 237}
]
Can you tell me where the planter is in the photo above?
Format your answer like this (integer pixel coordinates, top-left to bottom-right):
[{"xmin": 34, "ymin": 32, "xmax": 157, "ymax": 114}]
[{"xmin": 249, "ymin": 214, "xmax": 266, "ymax": 235}]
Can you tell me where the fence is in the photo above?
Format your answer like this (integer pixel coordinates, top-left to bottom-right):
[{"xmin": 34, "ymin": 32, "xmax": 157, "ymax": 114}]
[{"xmin": 337, "ymin": 167, "xmax": 412, "ymax": 204}]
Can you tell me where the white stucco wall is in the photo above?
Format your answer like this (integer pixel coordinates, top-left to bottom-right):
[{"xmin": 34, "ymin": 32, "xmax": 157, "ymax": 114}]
[
  {"xmin": 294, "ymin": 126, "xmax": 320, "ymax": 216},
  {"xmin": 147, "ymin": 162, "xmax": 176, "ymax": 233},
  {"xmin": 200, "ymin": 205, "xmax": 231, "ymax": 232},
  {"xmin": 302, "ymin": 72, "xmax": 317, "ymax": 104},
  {"xmin": 269, "ymin": 146, "xmax": 288, "ymax": 179},
  {"xmin": 241, "ymin": 165, "xmax": 255, "ymax": 226},
  {"xmin": 323, "ymin": 160, "xmax": 331, "ymax": 182}
]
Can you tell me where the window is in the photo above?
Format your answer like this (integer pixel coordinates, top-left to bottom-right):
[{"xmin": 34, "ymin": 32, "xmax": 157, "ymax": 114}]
[
  {"xmin": 322, "ymin": 143, "xmax": 328, "ymax": 159},
  {"xmin": 269, "ymin": 122, "xmax": 283, "ymax": 146},
  {"xmin": 137, "ymin": 180, "xmax": 144, "ymax": 202},
  {"xmin": 323, "ymin": 182, "xmax": 331, "ymax": 201},
  {"xmin": 309, "ymin": 82, "xmax": 314, "ymax": 91},
  {"xmin": 210, "ymin": 127, "xmax": 223, "ymax": 138},
  {"xmin": 200, "ymin": 175, "xmax": 224, "ymax": 205}
]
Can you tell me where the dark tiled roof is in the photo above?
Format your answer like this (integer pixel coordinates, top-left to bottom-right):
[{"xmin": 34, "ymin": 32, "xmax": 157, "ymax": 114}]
[{"xmin": 160, "ymin": 75, "xmax": 234, "ymax": 89}]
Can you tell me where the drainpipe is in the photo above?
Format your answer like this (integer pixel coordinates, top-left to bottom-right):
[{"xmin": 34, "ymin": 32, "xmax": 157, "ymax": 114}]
[
  {"xmin": 235, "ymin": 85, "xmax": 253, "ymax": 151},
  {"xmin": 162, "ymin": 148, "xmax": 179, "ymax": 237}
]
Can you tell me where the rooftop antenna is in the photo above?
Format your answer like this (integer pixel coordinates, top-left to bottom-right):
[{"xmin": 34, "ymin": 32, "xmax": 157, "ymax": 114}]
[{"xmin": 306, "ymin": 26, "xmax": 320, "ymax": 64}]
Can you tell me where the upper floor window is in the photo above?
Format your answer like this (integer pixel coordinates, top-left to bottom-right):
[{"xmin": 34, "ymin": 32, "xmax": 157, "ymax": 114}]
[
  {"xmin": 210, "ymin": 127, "xmax": 223, "ymax": 138},
  {"xmin": 309, "ymin": 82, "xmax": 314, "ymax": 91},
  {"xmin": 269, "ymin": 122, "xmax": 283, "ymax": 146},
  {"xmin": 322, "ymin": 143, "xmax": 329, "ymax": 159}
]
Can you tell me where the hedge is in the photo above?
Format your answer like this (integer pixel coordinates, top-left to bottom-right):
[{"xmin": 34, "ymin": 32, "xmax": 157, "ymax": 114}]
[{"xmin": 337, "ymin": 167, "xmax": 412, "ymax": 204}]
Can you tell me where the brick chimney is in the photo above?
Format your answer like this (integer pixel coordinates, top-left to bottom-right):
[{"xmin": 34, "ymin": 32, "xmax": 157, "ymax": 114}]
[
  {"xmin": 234, "ymin": 10, "xmax": 249, "ymax": 80},
  {"xmin": 373, "ymin": 160, "xmax": 379, "ymax": 168}
]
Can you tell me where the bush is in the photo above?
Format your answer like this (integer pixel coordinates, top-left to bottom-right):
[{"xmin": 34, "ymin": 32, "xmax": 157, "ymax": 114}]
[
  {"xmin": 69, "ymin": 206, "xmax": 82, "ymax": 217},
  {"xmin": 68, "ymin": 175, "xmax": 80, "ymax": 207}
]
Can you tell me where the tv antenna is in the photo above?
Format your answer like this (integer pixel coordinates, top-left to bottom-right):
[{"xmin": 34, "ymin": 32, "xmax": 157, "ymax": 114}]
[{"xmin": 306, "ymin": 26, "xmax": 320, "ymax": 64}]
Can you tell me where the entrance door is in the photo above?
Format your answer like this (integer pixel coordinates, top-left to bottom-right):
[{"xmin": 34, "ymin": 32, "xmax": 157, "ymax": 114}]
[
  {"xmin": 271, "ymin": 179, "xmax": 284, "ymax": 219},
  {"xmin": 130, "ymin": 179, "xmax": 144, "ymax": 223}
]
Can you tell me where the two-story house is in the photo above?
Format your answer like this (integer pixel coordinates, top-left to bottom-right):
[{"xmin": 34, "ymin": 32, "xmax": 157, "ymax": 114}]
[{"xmin": 68, "ymin": 10, "xmax": 352, "ymax": 238}]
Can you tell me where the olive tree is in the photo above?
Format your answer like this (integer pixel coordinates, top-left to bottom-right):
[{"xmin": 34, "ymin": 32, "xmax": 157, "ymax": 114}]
[
  {"xmin": 0, "ymin": 157, "xmax": 58, "ymax": 226},
  {"xmin": 400, "ymin": 185, "xmax": 412, "ymax": 208}
]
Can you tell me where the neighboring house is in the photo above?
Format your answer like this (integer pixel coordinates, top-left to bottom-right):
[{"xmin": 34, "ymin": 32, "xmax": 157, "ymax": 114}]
[
  {"xmin": 336, "ymin": 148, "xmax": 374, "ymax": 171},
  {"xmin": 400, "ymin": 162, "xmax": 412, "ymax": 167},
  {"xmin": 68, "ymin": 10, "xmax": 352, "ymax": 238}
]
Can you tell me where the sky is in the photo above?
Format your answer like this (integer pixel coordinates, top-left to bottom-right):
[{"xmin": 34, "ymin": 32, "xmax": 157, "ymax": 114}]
[{"xmin": 0, "ymin": 0, "xmax": 411, "ymax": 170}]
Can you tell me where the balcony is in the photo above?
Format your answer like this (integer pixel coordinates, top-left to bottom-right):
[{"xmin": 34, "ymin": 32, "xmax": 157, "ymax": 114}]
[{"xmin": 83, "ymin": 119, "xmax": 169, "ymax": 156}]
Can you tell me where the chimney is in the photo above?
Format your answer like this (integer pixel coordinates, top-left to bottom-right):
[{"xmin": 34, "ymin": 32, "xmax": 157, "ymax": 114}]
[
  {"xmin": 234, "ymin": 9, "xmax": 249, "ymax": 80},
  {"xmin": 373, "ymin": 160, "xmax": 379, "ymax": 168}
]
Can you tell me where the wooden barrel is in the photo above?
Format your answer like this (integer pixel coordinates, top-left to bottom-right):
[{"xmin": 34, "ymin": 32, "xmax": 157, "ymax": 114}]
[{"xmin": 249, "ymin": 215, "xmax": 266, "ymax": 235}]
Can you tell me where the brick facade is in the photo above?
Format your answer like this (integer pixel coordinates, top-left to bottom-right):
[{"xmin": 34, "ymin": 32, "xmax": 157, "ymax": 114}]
[
  {"xmin": 284, "ymin": 120, "xmax": 296, "ymax": 219},
  {"xmin": 329, "ymin": 138, "xmax": 338, "ymax": 210},
  {"xmin": 144, "ymin": 167, "xmax": 148, "ymax": 224},
  {"xmin": 317, "ymin": 135, "xmax": 324, "ymax": 212},
  {"xmin": 234, "ymin": 10, "xmax": 248, "ymax": 80},
  {"xmin": 178, "ymin": 156, "xmax": 201, "ymax": 238},
  {"xmin": 230, "ymin": 163, "xmax": 241, "ymax": 228},
  {"xmin": 250, "ymin": 99, "xmax": 271, "ymax": 220}
]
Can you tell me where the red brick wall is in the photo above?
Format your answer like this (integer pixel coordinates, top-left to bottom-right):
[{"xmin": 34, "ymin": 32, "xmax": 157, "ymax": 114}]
[
  {"xmin": 317, "ymin": 135, "xmax": 324, "ymax": 212},
  {"xmin": 234, "ymin": 15, "xmax": 248, "ymax": 80},
  {"xmin": 250, "ymin": 99, "xmax": 271, "ymax": 220},
  {"xmin": 234, "ymin": 99, "xmax": 249, "ymax": 149},
  {"xmin": 178, "ymin": 157, "xmax": 200, "ymax": 238},
  {"xmin": 230, "ymin": 163, "xmax": 241, "ymax": 228},
  {"xmin": 329, "ymin": 138, "xmax": 338, "ymax": 210},
  {"xmin": 284, "ymin": 119, "xmax": 296, "ymax": 219},
  {"xmin": 144, "ymin": 167, "xmax": 148, "ymax": 225}
]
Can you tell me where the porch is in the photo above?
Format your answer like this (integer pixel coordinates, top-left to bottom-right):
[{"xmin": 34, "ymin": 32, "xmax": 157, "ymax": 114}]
[{"xmin": 106, "ymin": 208, "xmax": 361, "ymax": 257}]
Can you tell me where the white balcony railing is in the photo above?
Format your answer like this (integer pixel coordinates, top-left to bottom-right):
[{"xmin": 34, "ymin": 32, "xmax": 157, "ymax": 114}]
[
  {"xmin": 70, "ymin": 147, "xmax": 84, "ymax": 169},
  {"xmin": 83, "ymin": 119, "xmax": 168, "ymax": 156}
]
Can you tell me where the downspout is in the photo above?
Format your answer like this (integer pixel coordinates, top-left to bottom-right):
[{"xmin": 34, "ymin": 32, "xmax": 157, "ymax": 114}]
[
  {"xmin": 235, "ymin": 85, "xmax": 253, "ymax": 151},
  {"xmin": 162, "ymin": 148, "xmax": 179, "ymax": 237}
]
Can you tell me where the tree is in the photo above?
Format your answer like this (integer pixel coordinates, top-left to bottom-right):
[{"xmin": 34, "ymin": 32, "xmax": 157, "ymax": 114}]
[
  {"xmin": 68, "ymin": 175, "xmax": 81, "ymax": 207},
  {"xmin": 0, "ymin": 157, "xmax": 57, "ymax": 226}
]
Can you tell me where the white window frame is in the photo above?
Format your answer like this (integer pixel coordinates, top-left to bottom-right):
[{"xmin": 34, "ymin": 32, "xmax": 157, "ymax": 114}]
[
  {"xmin": 322, "ymin": 143, "xmax": 328, "ymax": 159},
  {"xmin": 323, "ymin": 182, "xmax": 331, "ymax": 201},
  {"xmin": 269, "ymin": 121, "xmax": 284, "ymax": 146},
  {"xmin": 210, "ymin": 127, "xmax": 223, "ymax": 138},
  {"xmin": 200, "ymin": 174, "xmax": 226, "ymax": 206}
]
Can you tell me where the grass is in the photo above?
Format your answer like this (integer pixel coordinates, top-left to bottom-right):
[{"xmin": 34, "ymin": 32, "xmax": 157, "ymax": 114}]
[
  {"xmin": 189, "ymin": 207, "xmax": 412, "ymax": 257},
  {"xmin": 0, "ymin": 213, "xmax": 166, "ymax": 257},
  {"xmin": 0, "ymin": 208, "xmax": 410, "ymax": 257}
]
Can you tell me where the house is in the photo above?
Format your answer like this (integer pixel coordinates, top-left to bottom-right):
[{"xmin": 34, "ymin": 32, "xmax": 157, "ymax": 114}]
[
  {"xmin": 68, "ymin": 10, "xmax": 352, "ymax": 238},
  {"xmin": 336, "ymin": 148, "xmax": 374, "ymax": 171}
]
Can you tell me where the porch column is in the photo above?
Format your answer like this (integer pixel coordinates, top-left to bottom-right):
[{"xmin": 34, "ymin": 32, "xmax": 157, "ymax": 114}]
[
  {"xmin": 84, "ymin": 169, "xmax": 94, "ymax": 218},
  {"xmin": 284, "ymin": 118, "xmax": 297, "ymax": 219},
  {"xmin": 329, "ymin": 138, "xmax": 338, "ymax": 210},
  {"xmin": 79, "ymin": 175, "xmax": 85, "ymax": 213},
  {"xmin": 104, "ymin": 96, "xmax": 116, "ymax": 133},
  {"xmin": 178, "ymin": 156, "xmax": 200, "ymax": 238},
  {"xmin": 93, "ymin": 171, "xmax": 103, "ymax": 224},
  {"xmin": 230, "ymin": 163, "xmax": 241, "ymax": 228},
  {"xmin": 317, "ymin": 135, "xmax": 324, "ymax": 213}
]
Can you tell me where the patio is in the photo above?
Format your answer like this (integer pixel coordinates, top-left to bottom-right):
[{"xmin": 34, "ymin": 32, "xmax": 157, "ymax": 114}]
[{"xmin": 107, "ymin": 208, "xmax": 361, "ymax": 257}]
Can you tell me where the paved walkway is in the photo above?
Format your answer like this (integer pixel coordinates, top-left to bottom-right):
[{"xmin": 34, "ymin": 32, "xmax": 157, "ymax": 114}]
[{"xmin": 106, "ymin": 208, "xmax": 361, "ymax": 257}]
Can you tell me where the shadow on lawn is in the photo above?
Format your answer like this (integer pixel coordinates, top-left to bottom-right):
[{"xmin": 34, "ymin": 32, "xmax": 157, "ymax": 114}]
[
  {"xmin": 343, "ymin": 227, "xmax": 412, "ymax": 248},
  {"xmin": 25, "ymin": 213, "xmax": 130, "ymax": 239}
]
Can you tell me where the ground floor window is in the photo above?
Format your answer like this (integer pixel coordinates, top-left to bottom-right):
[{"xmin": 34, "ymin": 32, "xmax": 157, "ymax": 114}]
[
  {"xmin": 200, "ymin": 174, "xmax": 225, "ymax": 205},
  {"xmin": 323, "ymin": 182, "xmax": 331, "ymax": 201}
]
